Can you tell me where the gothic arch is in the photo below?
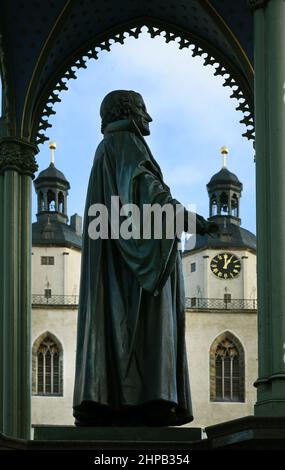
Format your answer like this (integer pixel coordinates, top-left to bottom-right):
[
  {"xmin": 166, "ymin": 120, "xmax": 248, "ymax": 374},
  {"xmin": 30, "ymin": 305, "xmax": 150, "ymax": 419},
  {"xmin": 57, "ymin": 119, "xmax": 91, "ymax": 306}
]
[
  {"xmin": 32, "ymin": 331, "xmax": 63, "ymax": 396},
  {"xmin": 58, "ymin": 191, "xmax": 66, "ymax": 214},
  {"xmin": 209, "ymin": 330, "xmax": 245, "ymax": 402},
  {"xmin": 29, "ymin": 20, "xmax": 254, "ymax": 146},
  {"xmin": 47, "ymin": 189, "xmax": 56, "ymax": 211}
]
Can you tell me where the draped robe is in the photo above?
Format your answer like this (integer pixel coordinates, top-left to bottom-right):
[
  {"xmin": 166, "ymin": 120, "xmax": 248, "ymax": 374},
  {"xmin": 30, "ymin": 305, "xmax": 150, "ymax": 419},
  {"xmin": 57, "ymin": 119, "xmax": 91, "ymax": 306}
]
[{"xmin": 73, "ymin": 119, "xmax": 197, "ymax": 426}]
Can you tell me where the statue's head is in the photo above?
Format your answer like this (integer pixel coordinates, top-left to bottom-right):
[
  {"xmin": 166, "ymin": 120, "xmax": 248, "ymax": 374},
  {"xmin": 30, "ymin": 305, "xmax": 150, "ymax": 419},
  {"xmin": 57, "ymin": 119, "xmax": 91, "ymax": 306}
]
[{"xmin": 100, "ymin": 90, "xmax": 152, "ymax": 136}]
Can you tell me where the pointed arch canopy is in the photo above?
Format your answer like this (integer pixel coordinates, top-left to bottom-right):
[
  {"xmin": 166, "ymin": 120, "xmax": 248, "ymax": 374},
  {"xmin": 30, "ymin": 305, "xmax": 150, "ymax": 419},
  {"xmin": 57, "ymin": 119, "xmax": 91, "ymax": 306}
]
[{"xmin": 0, "ymin": 1, "xmax": 254, "ymax": 145}]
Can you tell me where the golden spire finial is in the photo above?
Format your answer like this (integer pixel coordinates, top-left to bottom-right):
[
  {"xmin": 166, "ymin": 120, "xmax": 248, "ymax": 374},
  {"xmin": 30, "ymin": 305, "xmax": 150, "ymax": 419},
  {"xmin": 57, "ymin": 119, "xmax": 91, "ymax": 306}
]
[
  {"xmin": 49, "ymin": 141, "xmax": 56, "ymax": 164},
  {"xmin": 220, "ymin": 145, "xmax": 229, "ymax": 168}
]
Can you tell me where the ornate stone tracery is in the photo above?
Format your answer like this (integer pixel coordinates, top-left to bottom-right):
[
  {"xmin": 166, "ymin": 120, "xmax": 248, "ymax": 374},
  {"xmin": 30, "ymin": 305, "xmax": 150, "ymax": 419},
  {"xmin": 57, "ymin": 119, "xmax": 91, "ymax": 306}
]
[
  {"xmin": 33, "ymin": 22, "xmax": 255, "ymax": 146},
  {"xmin": 210, "ymin": 331, "xmax": 245, "ymax": 403}
]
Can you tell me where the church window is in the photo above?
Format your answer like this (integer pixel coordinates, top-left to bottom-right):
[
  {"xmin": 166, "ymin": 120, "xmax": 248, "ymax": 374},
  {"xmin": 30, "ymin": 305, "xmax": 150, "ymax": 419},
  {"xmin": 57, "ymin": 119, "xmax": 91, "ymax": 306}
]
[
  {"xmin": 58, "ymin": 191, "xmax": 65, "ymax": 213},
  {"xmin": 47, "ymin": 189, "xmax": 56, "ymax": 211},
  {"xmin": 210, "ymin": 332, "xmax": 245, "ymax": 402},
  {"xmin": 190, "ymin": 262, "xmax": 196, "ymax": 273},
  {"xmin": 211, "ymin": 194, "xmax": 218, "ymax": 216},
  {"xmin": 231, "ymin": 194, "xmax": 238, "ymax": 217},
  {"xmin": 41, "ymin": 256, "xmax": 54, "ymax": 265},
  {"xmin": 220, "ymin": 192, "xmax": 229, "ymax": 215},
  {"xmin": 39, "ymin": 191, "xmax": 45, "ymax": 211},
  {"xmin": 32, "ymin": 333, "xmax": 63, "ymax": 396}
]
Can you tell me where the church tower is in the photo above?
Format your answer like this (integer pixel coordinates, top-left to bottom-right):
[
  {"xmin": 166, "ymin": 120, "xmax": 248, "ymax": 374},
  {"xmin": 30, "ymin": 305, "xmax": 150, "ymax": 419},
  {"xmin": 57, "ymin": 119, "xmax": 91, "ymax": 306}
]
[
  {"xmin": 31, "ymin": 143, "xmax": 82, "ymax": 423},
  {"xmin": 183, "ymin": 147, "xmax": 256, "ymax": 303},
  {"xmin": 207, "ymin": 146, "xmax": 243, "ymax": 226},
  {"xmin": 34, "ymin": 142, "xmax": 70, "ymax": 224},
  {"xmin": 182, "ymin": 147, "xmax": 257, "ymax": 428},
  {"xmin": 32, "ymin": 142, "xmax": 82, "ymax": 251}
]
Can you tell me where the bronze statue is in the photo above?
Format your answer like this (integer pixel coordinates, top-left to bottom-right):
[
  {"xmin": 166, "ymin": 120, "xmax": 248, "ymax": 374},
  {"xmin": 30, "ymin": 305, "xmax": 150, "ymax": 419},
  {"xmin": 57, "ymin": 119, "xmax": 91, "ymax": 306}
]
[{"xmin": 73, "ymin": 90, "xmax": 217, "ymax": 426}]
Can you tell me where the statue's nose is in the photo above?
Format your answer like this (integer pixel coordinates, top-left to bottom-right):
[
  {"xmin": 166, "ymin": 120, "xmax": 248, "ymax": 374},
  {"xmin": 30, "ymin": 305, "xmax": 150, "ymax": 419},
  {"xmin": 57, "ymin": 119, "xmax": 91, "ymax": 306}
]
[{"xmin": 146, "ymin": 113, "xmax": 153, "ymax": 122}]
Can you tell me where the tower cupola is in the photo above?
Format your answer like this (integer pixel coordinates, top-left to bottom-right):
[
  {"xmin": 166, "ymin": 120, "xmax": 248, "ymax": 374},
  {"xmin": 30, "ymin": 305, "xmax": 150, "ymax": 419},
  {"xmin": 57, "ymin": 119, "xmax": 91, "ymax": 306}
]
[
  {"xmin": 207, "ymin": 147, "xmax": 243, "ymax": 226},
  {"xmin": 34, "ymin": 142, "xmax": 70, "ymax": 224}
]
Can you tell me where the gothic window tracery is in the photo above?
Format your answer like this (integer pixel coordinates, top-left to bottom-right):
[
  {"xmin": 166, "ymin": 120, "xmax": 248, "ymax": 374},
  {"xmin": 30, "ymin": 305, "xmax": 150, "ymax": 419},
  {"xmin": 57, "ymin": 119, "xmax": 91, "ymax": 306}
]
[
  {"xmin": 210, "ymin": 332, "xmax": 245, "ymax": 402},
  {"xmin": 32, "ymin": 333, "xmax": 63, "ymax": 396}
]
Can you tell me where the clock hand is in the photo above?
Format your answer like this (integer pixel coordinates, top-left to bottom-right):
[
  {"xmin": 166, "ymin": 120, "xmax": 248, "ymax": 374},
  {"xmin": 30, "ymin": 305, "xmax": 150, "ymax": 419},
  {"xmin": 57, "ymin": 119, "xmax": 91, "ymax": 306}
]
[{"xmin": 223, "ymin": 254, "xmax": 233, "ymax": 269}]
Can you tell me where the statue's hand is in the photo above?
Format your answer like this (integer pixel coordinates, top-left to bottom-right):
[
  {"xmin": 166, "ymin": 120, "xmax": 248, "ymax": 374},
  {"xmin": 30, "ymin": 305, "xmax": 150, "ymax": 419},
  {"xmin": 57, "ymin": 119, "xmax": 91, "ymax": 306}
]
[{"xmin": 184, "ymin": 212, "xmax": 219, "ymax": 237}]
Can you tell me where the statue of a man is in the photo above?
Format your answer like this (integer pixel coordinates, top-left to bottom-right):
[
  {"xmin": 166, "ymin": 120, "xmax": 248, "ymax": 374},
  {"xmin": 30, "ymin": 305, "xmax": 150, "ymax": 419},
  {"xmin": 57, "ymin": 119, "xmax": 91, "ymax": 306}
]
[{"xmin": 73, "ymin": 90, "xmax": 217, "ymax": 426}]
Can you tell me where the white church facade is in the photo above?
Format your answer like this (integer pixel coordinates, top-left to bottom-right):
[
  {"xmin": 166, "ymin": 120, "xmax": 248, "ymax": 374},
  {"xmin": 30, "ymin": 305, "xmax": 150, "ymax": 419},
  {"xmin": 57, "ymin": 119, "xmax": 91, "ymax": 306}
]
[{"xmin": 31, "ymin": 145, "xmax": 257, "ymax": 429}]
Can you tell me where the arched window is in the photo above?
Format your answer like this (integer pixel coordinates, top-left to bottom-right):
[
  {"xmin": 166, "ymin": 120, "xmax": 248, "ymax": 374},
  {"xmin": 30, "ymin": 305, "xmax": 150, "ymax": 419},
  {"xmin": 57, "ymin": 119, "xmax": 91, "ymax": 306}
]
[
  {"xmin": 58, "ymin": 191, "xmax": 65, "ymax": 213},
  {"xmin": 210, "ymin": 331, "xmax": 245, "ymax": 402},
  {"xmin": 39, "ymin": 191, "xmax": 45, "ymax": 211},
  {"xmin": 211, "ymin": 194, "xmax": 218, "ymax": 216},
  {"xmin": 231, "ymin": 193, "xmax": 238, "ymax": 217},
  {"xmin": 220, "ymin": 192, "xmax": 229, "ymax": 215},
  {"xmin": 32, "ymin": 332, "xmax": 63, "ymax": 396},
  {"xmin": 47, "ymin": 189, "xmax": 56, "ymax": 211}
]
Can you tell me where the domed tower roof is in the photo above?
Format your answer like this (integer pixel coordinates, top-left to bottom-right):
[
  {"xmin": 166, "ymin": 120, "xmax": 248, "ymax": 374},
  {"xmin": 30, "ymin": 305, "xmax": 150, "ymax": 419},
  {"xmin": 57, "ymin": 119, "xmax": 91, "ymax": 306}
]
[
  {"xmin": 184, "ymin": 220, "xmax": 256, "ymax": 254},
  {"xmin": 32, "ymin": 142, "xmax": 82, "ymax": 250},
  {"xmin": 35, "ymin": 162, "xmax": 70, "ymax": 186},
  {"xmin": 184, "ymin": 146, "xmax": 256, "ymax": 255},
  {"xmin": 207, "ymin": 167, "xmax": 242, "ymax": 188},
  {"xmin": 34, "ymin": 142, "xmax": 70, "ymax": 191},
  {"xmin": 206, "ymin": 146, "xmax": 243, "ymax": 227}
]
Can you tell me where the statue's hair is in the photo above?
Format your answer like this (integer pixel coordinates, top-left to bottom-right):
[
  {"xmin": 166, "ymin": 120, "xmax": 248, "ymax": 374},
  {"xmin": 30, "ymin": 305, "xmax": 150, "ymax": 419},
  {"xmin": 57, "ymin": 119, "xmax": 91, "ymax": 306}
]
[{"xmin": 100, "ymin": 90, "xmax": 142, "ymax": 133}]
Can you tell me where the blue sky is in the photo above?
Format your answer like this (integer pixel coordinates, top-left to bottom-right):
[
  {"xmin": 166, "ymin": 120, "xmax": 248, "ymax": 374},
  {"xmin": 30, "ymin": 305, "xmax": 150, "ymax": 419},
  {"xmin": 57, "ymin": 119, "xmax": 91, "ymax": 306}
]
[{"xmin": 30, "ymin": 30, "xmax": 255, "ymax": 232}]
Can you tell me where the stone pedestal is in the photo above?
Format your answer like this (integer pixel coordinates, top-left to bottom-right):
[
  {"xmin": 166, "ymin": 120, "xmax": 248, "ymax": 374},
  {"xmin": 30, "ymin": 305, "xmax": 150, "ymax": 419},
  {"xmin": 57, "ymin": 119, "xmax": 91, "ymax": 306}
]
[
  {"xmin": 0, "ymin": 426, "xmax": 203, "ymax": 450},
  {"xmin": 31, "ymin": 426, "xmax": 203, "ymax": 450},
  {"xmin": 205, "ymin": 416, "xmax": 285, "ymax": 450},
  {"xmin": 1, "ymin": 419, "xmax": 285, "ymax": 450}
]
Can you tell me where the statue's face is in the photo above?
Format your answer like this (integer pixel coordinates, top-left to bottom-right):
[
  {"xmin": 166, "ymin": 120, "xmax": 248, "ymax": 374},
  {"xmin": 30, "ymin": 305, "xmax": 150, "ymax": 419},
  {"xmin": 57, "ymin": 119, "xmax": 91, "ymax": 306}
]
[{"xmin": 132, "ymin": 95, "xmax": 152, "ymax": 136}]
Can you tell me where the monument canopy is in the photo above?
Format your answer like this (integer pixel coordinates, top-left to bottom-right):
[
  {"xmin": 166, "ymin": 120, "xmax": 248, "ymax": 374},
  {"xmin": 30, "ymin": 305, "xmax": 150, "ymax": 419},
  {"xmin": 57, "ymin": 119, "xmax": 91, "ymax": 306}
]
[{"xmin": 0, "ymin": 0, "xmax": 254, "ymax": 146}]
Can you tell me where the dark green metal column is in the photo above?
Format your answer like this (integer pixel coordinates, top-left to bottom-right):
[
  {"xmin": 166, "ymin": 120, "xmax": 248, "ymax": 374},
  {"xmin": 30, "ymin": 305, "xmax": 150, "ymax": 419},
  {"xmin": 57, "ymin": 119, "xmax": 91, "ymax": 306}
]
[
  {"xmin": 0, "ymin": 160, "xmax": 3, "ymax": 435},
  {"xmin": 251, "ymin": 0, "xmax": 285, "ymax": 416},
  {"xmin": 0, "ymin": 138, "xmax": 38, "ymax": 439}
]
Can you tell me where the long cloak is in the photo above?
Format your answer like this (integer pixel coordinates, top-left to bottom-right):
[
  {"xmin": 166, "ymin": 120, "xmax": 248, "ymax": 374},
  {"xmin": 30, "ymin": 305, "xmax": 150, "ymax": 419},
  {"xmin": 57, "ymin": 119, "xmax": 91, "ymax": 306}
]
[{"xmin": 73, "ymin": 119, "xmax": 194, "ymax": 426}]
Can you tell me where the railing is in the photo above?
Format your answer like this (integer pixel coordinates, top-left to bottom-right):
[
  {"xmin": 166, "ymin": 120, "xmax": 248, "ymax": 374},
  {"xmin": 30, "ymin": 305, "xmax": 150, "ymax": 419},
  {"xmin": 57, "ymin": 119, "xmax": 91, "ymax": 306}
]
[
  {"xmin": 32, "ymin": 294, "xmax": 79, "ymax": 306},
  {"xmin": 32, "ymin": 295, "xmax": 257, "ymax": 310},
  {"xmin": 185, "ymin": 298, "xmax": 257, "ymax": 310}
]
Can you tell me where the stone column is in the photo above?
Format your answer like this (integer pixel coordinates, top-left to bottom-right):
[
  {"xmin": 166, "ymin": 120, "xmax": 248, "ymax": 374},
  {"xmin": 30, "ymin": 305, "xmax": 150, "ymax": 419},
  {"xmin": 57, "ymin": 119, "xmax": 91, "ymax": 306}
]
[
  {"xmin": 0, "ymin": 138, "xmax": 38, "ymax": 439},
  {"xmin": 43, "ymin": 189, "xmax": 48, "ymax": 212},
  {"xmin": 250, "ymin": 0, "xmax": 285, "ymax": 416},
  {"xmin": 55, "ymin": 189, "xmax": 59, "ymax": 212}
]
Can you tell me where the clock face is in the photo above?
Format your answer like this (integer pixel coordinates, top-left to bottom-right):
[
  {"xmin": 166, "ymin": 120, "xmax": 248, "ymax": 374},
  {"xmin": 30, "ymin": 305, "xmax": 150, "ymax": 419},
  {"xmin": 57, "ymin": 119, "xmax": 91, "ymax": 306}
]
[{"xmin": 210, "ymin": 252, "xmax": 241, "ymax": 280}]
